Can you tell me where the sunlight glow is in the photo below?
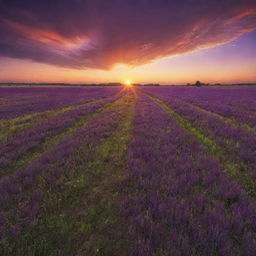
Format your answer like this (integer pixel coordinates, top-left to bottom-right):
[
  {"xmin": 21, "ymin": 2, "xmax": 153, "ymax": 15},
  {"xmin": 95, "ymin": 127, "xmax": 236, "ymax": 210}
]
[{"xmin": 124, "ymin": 80, "xmax": 132, "ymax": 87}]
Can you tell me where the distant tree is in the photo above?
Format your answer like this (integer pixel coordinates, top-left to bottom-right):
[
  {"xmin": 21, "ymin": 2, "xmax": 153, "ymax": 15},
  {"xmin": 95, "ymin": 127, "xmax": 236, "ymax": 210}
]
[
  {"xmin": 144, "ymin": 83, "xmax": 161, "ymax": 86},
  {"xmin": 195, "ymin": 81, "xmax": 202, "ymax": 87}
]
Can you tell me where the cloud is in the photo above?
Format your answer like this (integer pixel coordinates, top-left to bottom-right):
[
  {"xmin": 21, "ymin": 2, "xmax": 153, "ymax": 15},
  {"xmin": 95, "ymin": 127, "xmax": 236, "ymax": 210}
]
[{"xmin": 0, "ymin": 0, "xmax": 256, "ymax": 69}]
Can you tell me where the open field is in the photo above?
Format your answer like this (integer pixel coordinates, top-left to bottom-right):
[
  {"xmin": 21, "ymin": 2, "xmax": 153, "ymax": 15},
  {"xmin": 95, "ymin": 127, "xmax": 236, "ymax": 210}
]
[{"xmin": 0, "ymin": 86, "xmax": 256, "ymax": 256}]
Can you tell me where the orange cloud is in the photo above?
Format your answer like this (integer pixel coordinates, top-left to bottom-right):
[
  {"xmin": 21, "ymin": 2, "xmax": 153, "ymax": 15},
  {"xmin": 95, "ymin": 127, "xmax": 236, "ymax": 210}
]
[{"xmin": 0, "ymin": 0, "xmax": 256, "ymax": 69}]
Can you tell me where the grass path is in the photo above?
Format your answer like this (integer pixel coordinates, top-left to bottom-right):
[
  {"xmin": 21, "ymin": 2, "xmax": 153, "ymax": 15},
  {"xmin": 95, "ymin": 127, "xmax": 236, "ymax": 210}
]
[
  {"xmin": 75, "ymin": 91, "xmax": 135, "ymax": 256},
  {"xmin": 145, "ymin": 93, "xmax": 256, "ymax": 198}
]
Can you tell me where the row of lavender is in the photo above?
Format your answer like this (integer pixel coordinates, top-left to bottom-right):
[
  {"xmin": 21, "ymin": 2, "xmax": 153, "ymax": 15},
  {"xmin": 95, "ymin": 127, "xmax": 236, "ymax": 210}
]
[
  {"xmin": 142, "ymin": 87, "xmax": 256, "ymax": 191},
  {"xmin": 121, "ymin": 94, "xmax": 256, "ymax": 255},
  {"xmin": 0, "ymin": 89, "xmax": 125, "ymax": 176},
  {"xmin": 0, "ymin": 92, "xmax": 133, "ymax": 254},
  {"xmin": 142, "ymin": 87, "xmax": 256, "ymax": 128},
  {"xmin": 185, "ymin": 99, "xmax": 256, "ymax": 129},
  {"xmin": 0, "ymin": 87, "xmax": 122, "ymax": 119}
]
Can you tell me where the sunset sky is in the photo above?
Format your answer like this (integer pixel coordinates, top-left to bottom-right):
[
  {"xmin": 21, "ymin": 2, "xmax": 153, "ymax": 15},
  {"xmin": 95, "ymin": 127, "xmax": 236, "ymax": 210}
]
[{"xmin": 0, "ymin": 0, "xmax": 256, "ymax": 84}]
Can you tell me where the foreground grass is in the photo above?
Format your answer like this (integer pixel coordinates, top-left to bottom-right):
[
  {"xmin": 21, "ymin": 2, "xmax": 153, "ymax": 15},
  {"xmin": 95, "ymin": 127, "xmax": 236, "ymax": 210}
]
[{"xmin": 2, "ymin": 91, "xmax": 135, "ymax": 256}]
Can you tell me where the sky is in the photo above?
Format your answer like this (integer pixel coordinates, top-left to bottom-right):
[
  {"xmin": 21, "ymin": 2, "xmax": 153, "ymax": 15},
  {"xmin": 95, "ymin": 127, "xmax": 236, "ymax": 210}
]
[{"xmin": 0, "ymin": 0, "xmax": 256, "ymax": 84}]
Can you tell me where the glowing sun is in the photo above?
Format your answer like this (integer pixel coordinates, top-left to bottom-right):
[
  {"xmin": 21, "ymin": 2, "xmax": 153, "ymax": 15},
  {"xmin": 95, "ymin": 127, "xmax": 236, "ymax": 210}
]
[{"xmin": 124, "ymin": 80, "xmax": 132, "ymax": 87}]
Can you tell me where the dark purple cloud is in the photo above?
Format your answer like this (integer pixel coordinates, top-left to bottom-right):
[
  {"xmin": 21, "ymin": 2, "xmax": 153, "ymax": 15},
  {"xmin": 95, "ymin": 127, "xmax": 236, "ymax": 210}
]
[{"xmin": 0, "ymin": 0, "xmax": 256, "ymax": 69}]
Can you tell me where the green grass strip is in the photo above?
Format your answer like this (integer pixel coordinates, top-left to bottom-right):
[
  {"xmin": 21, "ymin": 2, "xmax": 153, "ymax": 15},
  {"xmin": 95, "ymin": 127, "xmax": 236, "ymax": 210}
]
[
  {"xmin": 146, "ymin": 93, "xmax": 256, "ymax": 198},
  {"xmin": 185, "ymin": 100, "xmax": 256, "ymax": 134},
  {"xmin": 0, "ymin": 100, "xmax": 98, "ymax": 144},
  {"xmin": 1, "ymin": 97, "xmax": 122, "ymax": 178}
]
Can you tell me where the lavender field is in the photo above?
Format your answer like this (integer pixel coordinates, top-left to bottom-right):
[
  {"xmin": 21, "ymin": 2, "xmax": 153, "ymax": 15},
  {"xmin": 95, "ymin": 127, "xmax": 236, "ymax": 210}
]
[{"xmin": 0, "ymin": 86, "xmax": 256, "ymax": 256}]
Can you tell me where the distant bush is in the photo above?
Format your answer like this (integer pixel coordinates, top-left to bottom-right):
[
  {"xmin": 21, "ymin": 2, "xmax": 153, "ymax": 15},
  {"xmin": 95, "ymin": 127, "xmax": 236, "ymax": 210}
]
[{"xmin": 195, "ymin": 81, "xmax": 202, "ymax": 87}]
